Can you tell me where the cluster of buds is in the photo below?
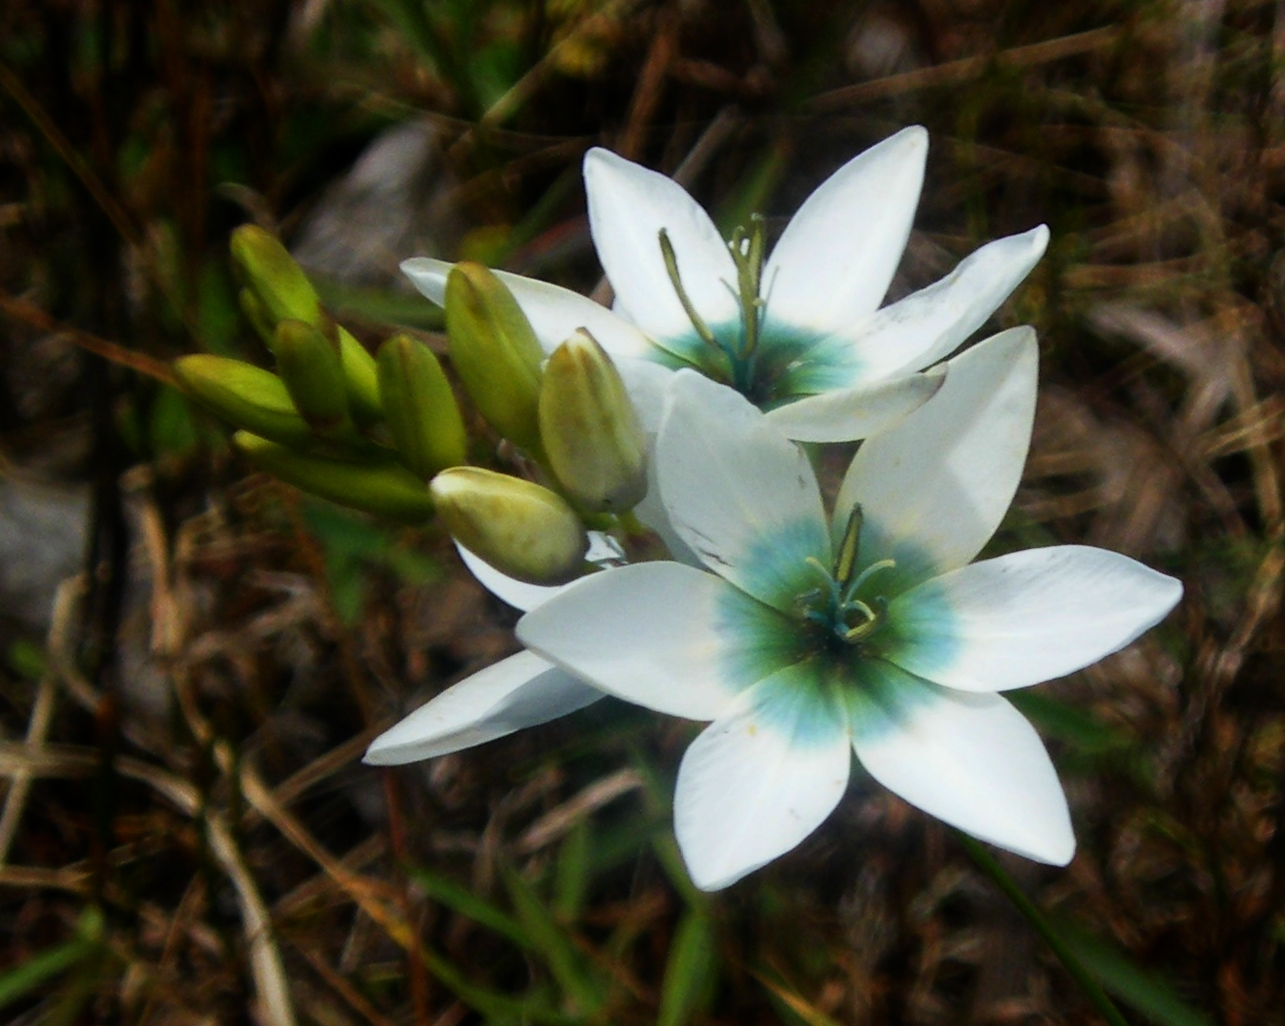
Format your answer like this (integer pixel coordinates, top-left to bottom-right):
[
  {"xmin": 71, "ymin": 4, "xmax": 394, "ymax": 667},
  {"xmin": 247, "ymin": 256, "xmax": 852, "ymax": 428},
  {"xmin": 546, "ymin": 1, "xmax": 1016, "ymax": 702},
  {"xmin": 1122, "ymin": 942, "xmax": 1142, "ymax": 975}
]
[{"xmin": 172, "ymin": 228, "xmax": 649, "ymax": 585}]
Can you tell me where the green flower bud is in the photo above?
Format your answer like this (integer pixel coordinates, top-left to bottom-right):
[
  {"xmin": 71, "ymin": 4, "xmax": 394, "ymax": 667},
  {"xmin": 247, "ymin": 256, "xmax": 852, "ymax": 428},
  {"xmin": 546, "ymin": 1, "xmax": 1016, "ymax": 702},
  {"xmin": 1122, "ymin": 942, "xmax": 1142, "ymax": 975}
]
[
  {"xmin": 430, "ymin": 467, "xmax": 587, "ymax": 585},
  {"xmin": 377, "ymin": 333, "xmax": 467, "ymax": 478},
  {"xmin": 234, "ymin": 431, "xmax": 435, "ymax": 523},
  {"xmin": 273, "ymin": 319, "xmax": 351, "ymax": 436},
  {"xmin": 230, "ymin": 225, "xmax": 383, "ymax": 426},
  {"xmin": 238, "ymin": 287, "xmax": 276, "ymax": 347},
  {"xmin": 230, "ymin": 225, "xmax": 330, "ymax": 330},
  {"xmin": 337, "ymin": 326, "xmax": 385, "ymax": 427},
  {"xmin": 173, "ymin": 354, "xmax": 312, "ymax": 447},
  {"xmin": 539, "ymin": 329, "xmax": 647, "ymax": 513},
  {"xmin": 445, "ymin": 263, "xmax": 544, "ymax": 452}
]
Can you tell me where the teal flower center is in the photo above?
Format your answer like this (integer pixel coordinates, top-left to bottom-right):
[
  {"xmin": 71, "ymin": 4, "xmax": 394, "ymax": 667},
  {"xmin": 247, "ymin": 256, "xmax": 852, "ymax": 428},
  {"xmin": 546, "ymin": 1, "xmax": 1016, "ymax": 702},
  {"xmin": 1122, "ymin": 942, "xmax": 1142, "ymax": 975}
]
[{"xmin": 656, "ymin": 221, "xmax": 812, "ymax": 408}]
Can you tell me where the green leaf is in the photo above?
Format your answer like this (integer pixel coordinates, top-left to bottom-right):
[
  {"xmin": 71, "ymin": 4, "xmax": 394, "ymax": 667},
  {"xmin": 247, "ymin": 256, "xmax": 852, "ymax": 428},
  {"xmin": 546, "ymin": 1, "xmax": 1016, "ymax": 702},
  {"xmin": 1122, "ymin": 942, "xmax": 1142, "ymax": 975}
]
[
  {"xmin": 0, "ymin": 906, "xmax": 104, "ymax": 1009},
  {"xmin": 553, "ymin": 820, "xmax": 592, "ymax": 922},
  {"xmin": 657, "ymin": 910, "xmax": 719, "ymax": 1026},
  {"xmin": 1054, "ymin": 919, "xmax": 1214, "ymax": 1026},
  {"xmin": 500, "ymin": 861, "xmax": 606, "ymax": 1014},
  {"xmin": 406, "ymin": 867, "xmax": 530, "ymax": 950}
]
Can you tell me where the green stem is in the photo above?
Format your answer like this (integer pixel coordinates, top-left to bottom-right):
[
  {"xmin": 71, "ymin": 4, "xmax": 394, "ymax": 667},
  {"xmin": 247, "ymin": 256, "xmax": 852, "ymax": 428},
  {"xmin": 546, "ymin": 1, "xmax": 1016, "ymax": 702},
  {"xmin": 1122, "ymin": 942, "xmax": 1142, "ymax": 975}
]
[{"xmin": 958, "ymin": 834, "xmax": 1130, "ymax": 1026}]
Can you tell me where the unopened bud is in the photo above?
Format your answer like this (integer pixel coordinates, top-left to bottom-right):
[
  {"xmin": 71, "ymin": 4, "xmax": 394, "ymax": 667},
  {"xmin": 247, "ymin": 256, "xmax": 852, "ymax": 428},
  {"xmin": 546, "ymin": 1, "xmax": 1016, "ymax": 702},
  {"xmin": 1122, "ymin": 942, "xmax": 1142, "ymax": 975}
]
[
  {"xmin": 234, "ymin": 431, "xmax": 435, "ymax": 522},
  {"xmin": 273, "ymin": 319, "xmax": 351, "ymax": 436},
  {"xmin": 445, "ymin": 263, "xmax": 544, "ymax": 452},
  {"xmin": 230, "ymin": 225, "xmax": 331, "ymax": 330},
  {"xmin": 238, "ymin": 287, "xmax": 276, "ymax": 347},
  {"xmin": 431, "ymin": 467, "xmax": 587, "ymax": 585},
  {"xmin": 337, "ymin": 327, "xmax": 384, "ymax": 427},
  {"xmin": 230, "ymin": 225, "xmax": 383, "ymax": 426},
  {"xmin": 377, "ymin": 333, "xmax": 467, "ymax": 478},
  {"xmin": 539, "ymin": 329, "xmax": 647, "ymax": 513},
  {"xmin": 173, "ymin": 354, "xmax": 312, "ymax": 447}
]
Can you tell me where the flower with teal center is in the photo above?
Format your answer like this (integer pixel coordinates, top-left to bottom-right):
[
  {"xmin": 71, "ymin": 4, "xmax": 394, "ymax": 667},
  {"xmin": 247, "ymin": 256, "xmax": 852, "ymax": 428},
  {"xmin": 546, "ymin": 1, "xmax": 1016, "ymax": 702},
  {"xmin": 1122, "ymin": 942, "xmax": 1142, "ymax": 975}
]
[
  {"xmin": 401, "ymin": 126, "xmax": 1049, "ymax": 442},
  {"xmin": 515, "ymin": 329, "xmax": 1184, "ymax": 891}
]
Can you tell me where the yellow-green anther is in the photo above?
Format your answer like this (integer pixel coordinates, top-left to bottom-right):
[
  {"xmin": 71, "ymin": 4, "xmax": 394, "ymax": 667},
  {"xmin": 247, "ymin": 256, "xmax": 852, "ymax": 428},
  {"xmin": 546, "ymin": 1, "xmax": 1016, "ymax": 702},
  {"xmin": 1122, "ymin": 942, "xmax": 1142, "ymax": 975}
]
[
  {"xmin": 173, "ymin": 354, "xmax": 312, "ymax": 448},
  {"xmin": 377, "ymin": 333, "xmax": 467, "ymax": 478},
  {"xmin": 538, "ymin": 329, "xmax": 647, "ymax": 513},
  {"xmin": 444, "ymin": 263, "xmax": 545, "ymax": 452},
  {"xmin": 273, "ymin": 319, "xmax": 351, "ymax": 436},
  {"xmin": 233, "ymin": 431, "xmax": 435, "ymax": 523},
  {"xmin": 835, "ymin": 503, "xmax": 863, "ymax": 590},
  {"xmin": 430, "ymin": 467, "xmax": 587, "ymax": 585},
  {"xmin": 229, "ymin": 225, "xmax": 331, "ymax": 333},
  {"xmin": 337, "ymin": 327, "xmax": 384, "ymax": 426},
  {"xmin": 658, "ymin": 229, "xmax": 717, "ymax": 348}
]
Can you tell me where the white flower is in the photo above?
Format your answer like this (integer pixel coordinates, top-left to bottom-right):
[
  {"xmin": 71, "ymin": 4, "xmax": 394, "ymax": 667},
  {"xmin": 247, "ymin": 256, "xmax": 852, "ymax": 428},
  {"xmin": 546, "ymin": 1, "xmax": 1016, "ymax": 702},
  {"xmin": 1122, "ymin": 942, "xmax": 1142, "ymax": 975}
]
[
  {"xmin": 515, "ymin": 329, "xmax": 1183, "ymax": 890},
  {"xmin": 363, "ymin": 543, "xmax": 603, "ymax": 766},
  {"xmin": 401, "ymin": 127, "xmax": 1048, "ymax": 441}
]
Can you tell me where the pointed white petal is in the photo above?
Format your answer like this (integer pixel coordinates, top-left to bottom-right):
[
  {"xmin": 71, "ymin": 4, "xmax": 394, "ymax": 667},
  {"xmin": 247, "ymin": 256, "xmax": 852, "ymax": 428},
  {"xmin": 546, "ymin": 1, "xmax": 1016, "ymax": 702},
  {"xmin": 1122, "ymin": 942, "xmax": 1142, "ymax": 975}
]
[
  {"xmin": 887, "ymin": 546, "xmax": 1183, "ymax": 692},
  {"xmin": 763, "ymin": 126, "xmax": 927, "ymax": 335},
  {"xmin": 456, "ymin": 542, "xmax": 566, "ymax": 612},
  {"xmin": 363, "ymin": 651, "xmax": 600, "ymax": 764},
  {"xmin": 849, "ymin": 661, "xmax": 1074, "ymax": 865},
  {"xmin": 811, "ymin": 226, "xmax": 1048, "ymax": 384},
  {"xmin": 584, "ymin": 148, "xmax": 739, "ymax": 341},
  {"xmin": 675, "ymin": 663, "xmax": 851, "ymax": 890},
  {"xmin": 518, "ymin": 561, "xmax": 786, "ymax": 720},
  {"xmin": 835, "ymin": 327, "xmax": 1037, "ymax": 588},
  {"xmin": 764, "ymin": 366, "xmax": 944, "ymax": 442},
  {"xmin": 400, "ymin": 257, "xmax": 452, "ymax": 306},
  {"xmin": 657, "ymin": 372, "xmax": 830, "ymax": 610},
  {"xmin": 400, "ymin": 257, "xmax": 655, "ymax": 360}
]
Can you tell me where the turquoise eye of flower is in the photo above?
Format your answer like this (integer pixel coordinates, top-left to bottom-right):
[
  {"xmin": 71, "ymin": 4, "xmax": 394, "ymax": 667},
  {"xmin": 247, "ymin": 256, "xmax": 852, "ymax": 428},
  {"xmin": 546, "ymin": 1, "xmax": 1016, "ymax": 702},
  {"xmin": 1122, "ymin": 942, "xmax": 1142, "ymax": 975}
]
[{"xmin": 655, "ymin": 219, "xmax": 821, "ymax": 409}]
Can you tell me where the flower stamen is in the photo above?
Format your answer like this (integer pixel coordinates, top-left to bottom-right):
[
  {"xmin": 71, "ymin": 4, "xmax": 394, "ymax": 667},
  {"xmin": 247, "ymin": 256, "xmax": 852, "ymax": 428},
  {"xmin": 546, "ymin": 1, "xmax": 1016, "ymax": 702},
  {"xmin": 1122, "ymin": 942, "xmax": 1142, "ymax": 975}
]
[{"xmin": 658, "ymin": 229, "xmax": 718, "ymax": 349}]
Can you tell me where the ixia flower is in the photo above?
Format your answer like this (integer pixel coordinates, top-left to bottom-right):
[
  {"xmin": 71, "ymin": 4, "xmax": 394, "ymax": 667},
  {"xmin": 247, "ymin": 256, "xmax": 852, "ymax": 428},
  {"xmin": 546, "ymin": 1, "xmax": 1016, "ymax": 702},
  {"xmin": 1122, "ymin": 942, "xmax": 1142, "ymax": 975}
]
[
  {"xmin": 516, "ymin": 330, "xmax": 1183, "ymax": 890},
  {"xmin": 402, "ymin": 127, "xmax": 1048, "ymax": 441}
]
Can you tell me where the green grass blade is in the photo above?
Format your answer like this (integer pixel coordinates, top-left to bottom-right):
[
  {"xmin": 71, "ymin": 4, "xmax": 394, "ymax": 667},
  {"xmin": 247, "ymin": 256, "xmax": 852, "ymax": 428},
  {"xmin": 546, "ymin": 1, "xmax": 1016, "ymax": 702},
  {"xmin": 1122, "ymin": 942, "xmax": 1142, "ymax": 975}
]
[
  {"xmin": 657, "ymin": 910, "xmax": 718, "ymax": 1026},
  {"xmin": 1054, "ymin": 919, "xmax": 1214, "ymax": 1026}
]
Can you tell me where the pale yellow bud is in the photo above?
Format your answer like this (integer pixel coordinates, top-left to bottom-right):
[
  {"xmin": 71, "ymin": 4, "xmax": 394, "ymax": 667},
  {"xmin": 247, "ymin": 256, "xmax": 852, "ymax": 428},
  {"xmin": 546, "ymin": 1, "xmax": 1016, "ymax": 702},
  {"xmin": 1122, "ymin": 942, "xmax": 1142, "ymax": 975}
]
[
  {"xmin": 539, "ymin": 329, "xmax": 647, "ymax": 513},
  {"xmin": 431, "ymin": 467, "xmax": 587, "ymax": 585}
]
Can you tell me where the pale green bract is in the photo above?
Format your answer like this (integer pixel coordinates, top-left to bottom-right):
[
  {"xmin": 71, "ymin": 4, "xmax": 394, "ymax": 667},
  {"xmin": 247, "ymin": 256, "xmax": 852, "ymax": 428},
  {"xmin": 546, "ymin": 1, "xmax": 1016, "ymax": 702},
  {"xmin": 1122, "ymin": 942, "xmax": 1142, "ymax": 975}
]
[
  {"xmin": 401, "ymin": 126, "xmax": 1049, "ymax": 442},
  {"xmin": 515, "ymin": 329, "xmax": 1184, "ymax": 891}
]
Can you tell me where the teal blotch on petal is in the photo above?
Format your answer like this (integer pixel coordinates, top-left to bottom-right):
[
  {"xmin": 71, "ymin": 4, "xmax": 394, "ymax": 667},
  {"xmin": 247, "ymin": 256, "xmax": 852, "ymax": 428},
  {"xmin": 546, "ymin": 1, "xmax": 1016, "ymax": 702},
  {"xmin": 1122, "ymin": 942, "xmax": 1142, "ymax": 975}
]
[
  {"xmin": 736, "ymin": 516, "xmax": 832, "ymax": 616},
  {"xmin": 715, "ymin": 584, "xmax": 812, "ymax": 691},
  {"xmin": 647, "ymin": 323, "xmax": 819, "ymax": 410},
  {"xmin": 841, "ymin": 657, "xmax": 948, "ymax": 745},
  {"xmin": 777, "ymin": 330, "xmax": 866, "ymax": 397},
  {"xmin": 745, "ymin": 659, "xmax": 849, "ymax": 751},
  {"xmin": 843, "ymin": 517, "xmax": 946, "ymax": 598},
  {"xmin": 881, "ymin": 577, "xmax": 962, "ymax": 681}
]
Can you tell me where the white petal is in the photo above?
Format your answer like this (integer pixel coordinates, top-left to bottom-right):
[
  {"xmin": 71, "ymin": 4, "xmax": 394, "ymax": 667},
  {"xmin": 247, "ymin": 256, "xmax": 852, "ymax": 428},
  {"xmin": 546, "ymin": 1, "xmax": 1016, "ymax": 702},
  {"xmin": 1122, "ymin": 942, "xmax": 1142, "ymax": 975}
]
[
  {"xmin": 363, "ymin": 651, "xmax": 600, "ymax": 764},
  {"xmin": 763, "ymin": 126, "xmax": 927, "ymax": 335},
  {"xmin": 584, "ymin": 148, "xmax": 739, "ymax": 342},
  {"xmin": 456, "ymin": 542, "xmax": 565, "ymax": 612},
  {"xmin": 887, "ymin": 546, "xmax": 1183, "ymax": 691},
  {"xmin": 658, "ymin": 371, "xmax": 829, "ymax": 610},
  {"xmin": 400, "ymin": 257, "xmax": 655, "ymax": 360},
  {"xmin": 835, "ymin": 327, "xmax": 1037, "ymax": 588},
  {"xmin": 764, "ymin": 366, "xmax": 944, "ymax": 443},
  {"xmin": 614, "ymin": 356, "xmax": 675, "ymax": 435},
  {"xmin": 675, "ymin": 664, "xmax": 851, "ymax": 890},
  {"xmin": 818, "ymin": 226, "xmax": 1048, "ymax": 383},
  {"xmin": 849, "ymin": 662, "xmax": 1074, "ymax": 865},
  {"xmin": 517, "ymin": 562, "xmax": 764, "ymax": 721}
]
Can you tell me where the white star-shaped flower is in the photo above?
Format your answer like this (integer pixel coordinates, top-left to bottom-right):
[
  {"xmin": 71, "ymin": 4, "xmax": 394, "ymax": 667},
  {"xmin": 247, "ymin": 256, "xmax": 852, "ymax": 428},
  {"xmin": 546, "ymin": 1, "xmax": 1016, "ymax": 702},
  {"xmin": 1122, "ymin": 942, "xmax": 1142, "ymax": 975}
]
[
  {"xmin": 402, "ymin": 127, "xmax": 1048, "ymax": 441},
  {"xmin": 515, "ymin": 329, "xmax": 1183, "ymax": 890}
]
